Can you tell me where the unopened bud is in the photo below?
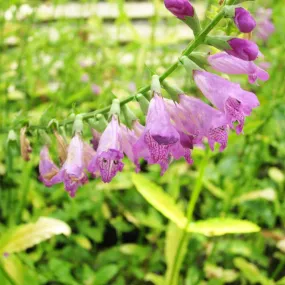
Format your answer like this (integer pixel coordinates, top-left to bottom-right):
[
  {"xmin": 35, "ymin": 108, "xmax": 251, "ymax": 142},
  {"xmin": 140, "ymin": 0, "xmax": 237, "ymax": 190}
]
[{"xmin": 20, "ymin": 126, "xmax": 32, "ymax": 161}]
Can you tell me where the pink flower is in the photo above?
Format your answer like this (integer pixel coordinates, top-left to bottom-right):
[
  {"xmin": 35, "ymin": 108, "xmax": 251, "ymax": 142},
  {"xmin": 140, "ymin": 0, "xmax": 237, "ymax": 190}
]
[
  {"xmin": 165, "ymin": 95, "xmax": 229, "ymax": 152},
  {"xmin": 53, "ymin": 133, "xmax": 88, "ymax": 197},
  {"xmin": 88, "ymin": 116, "xmax": 124, "ymax": 183},
  {"xmin": 255, "ymin": 8, "xmax": 275, "ymax": 42},
  {"xmin": 90, "ymin": 128, "xmax": 101, "ymax": 151},
  {"xmin": 208, "ymin": 52, "xmax": 269, "ymax": 84},
  {"xmin": 91, "ymin": 84, "xmax": 101, "ymax": 95},
  {"xmin": 133, "ymin": 94, "xmax": 192, "ymax": 175},
  {"xmin": 193, "ymin": 70, "xmax": 259, "ymax": 134},
  {"xmin": 39, "ymin": 145, "xmax": 60, "ymax": 187},
  {"xmin": 234, "ymin": 7, "xmax": 256, "ymax": 33},
  {"xmin": 81, "ymin": 73, "xmax": 89, "ymax": 83},
  {"xmin": 164, "ymin": 0, "xmax": 194, "ymax": 19},
  {"xmin": 120, "ymin": 122, "xmax": 141, "ymax": 171},
  {"xmin": 227, "ymin": 38, "xmax": 259, "ymax": 61}
]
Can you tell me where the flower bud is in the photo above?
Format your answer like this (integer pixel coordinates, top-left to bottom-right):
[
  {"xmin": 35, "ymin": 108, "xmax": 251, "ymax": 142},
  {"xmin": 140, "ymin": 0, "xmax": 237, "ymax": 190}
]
[
  {"xmin": 164, "ymin": 0, "xmax": 194, "ymax": 19},
  {"xmin": 206, "ymin": 36, "xmax": 259, "ymax": 61},
  {"xmin": 234, "ymin": 7, "xmax": 256, "ymax": 33},
  {"xmin": 164, "ymin": 0, "xmax": 201, "ymax": 35},
  {"xmin": 227, "ymin": 38, "xmax": 259, "ymax": 61},
  {"xmin": 20, "ymin": 126, "xmax": 32, "ymax": 161},
  {"xmin": 54, "ymin": 130, "xmax": 68, "ymax": 165}
]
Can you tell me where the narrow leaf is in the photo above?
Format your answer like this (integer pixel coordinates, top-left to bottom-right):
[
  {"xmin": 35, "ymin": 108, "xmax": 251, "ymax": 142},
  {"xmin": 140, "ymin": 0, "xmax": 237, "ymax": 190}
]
[
  {"xmin": 132, "ymin": 173, "xmax": 186, "ymax": 227},
  {"xmin": 189, "ymin": 218, "xmax": 260, "ymax": 236},
  {"xmin": 0, "ymin": 217, "xmax": 71, "ymax": 254}
]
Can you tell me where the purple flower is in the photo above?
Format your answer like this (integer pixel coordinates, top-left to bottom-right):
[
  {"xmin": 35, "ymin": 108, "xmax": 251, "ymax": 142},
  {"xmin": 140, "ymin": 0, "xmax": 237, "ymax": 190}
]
[
  {"xmin": 255, "ymin": 8, "xmax": 275, "ymax": 42},
  {"xmin": 234, "ymin": 7, "xmax": 256, "ymax": 33},
  {"xmin": 83, "ymin": 142, "xmax": 96, "ymax": 170},
  {"xmin": 39, "ymin": 145, "xmax": 60, "ymax": 187},
  {"xmin": 133, "ymin": 94, "xmax": 192, "ymax": 175},
  {"xmin": 166, "ymin": 96, "xmax": 229, "ymax": 152},
  {"xmin": 90, "ymin": 128, "xmax": 101, "ymax": 151},
  {"xmin": 81, "ymin": 73, "xmax": 89, "ymax": 83},
  {"xmin": 53, "ymin": 133, "xmax": 88, "ymax": 197},
  {"xmin": 91, "ymin": 84, "xmax": 101, "ymax": 95},
  {"xmin": 227, "ymin": 38, "xmax": 259, "ymax": 61},
  {"xmin": 128, "ymin": 82, "xmax": 136, "ymax": 93},
  {"xmin": 193, "ymin": 70, "xmax": 259, "ymax": 134},
  {"xmin": 88, "ymin": 116, "xmax": 124, "ymax": 183},
  {"xmin": 208, "ymin": 52, "xmax": 269, "ymax": 84},
  {"xmin": 120, "ymin": 122, "xmax": 141, "ymax": 171},
  {"xmin": 164, "ymin": 0, "xmax": 194, "ymax": 19}
]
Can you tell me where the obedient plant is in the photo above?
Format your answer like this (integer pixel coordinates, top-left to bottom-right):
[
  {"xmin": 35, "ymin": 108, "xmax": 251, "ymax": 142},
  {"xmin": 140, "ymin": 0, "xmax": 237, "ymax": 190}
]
[
  {"xmin": 13, "ymin": 0, "xmax": 273, "ymax": 283},
  {"xmin": 11, "ymin": 0, "xmax": 277, "ymax": 214},
  {"xmin": 15, "ymin": 0, "xmax": 272, "ymax": 196}
]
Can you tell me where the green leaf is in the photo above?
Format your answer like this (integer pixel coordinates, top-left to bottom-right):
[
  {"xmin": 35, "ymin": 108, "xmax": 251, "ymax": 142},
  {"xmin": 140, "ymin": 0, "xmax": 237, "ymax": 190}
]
[
  {"xmin": 233, "ymin": 188, "xmax": 276, "ymax": 204},
  {"xmin": 189, "ymin": 219, "xmax": 260, "ymax": 236},
  {"xmin": 132, "ymin": 173, "xmax": 187, "ymax": 227},
  {"xmin": 132, "ymin": 174, "xmax": 260, "ymax": 237},
  {"xmin": 0, "ymin": 217, "xmax": 71, "ymax": 254},
  {"xmin": 234, "ymin": 257, "xmax": 274, "ymax": 285},
  {"xmin": 145, "ymin": 273, "xmax": 165, "ymax": 285},
  {"xmin": 204, "ymin": 263, "xmax": 238, "ymax": 283},
  {"xmin": 93, "ymin": 265, "xmax": 119, "ymax": 285},
  {"xmin": 277, "ymin": 276, "xmax": 285, "ymax": 285}
]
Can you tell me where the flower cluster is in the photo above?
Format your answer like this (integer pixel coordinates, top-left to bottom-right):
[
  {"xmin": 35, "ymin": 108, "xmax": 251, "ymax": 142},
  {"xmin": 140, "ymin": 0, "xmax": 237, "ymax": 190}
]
[{"xmin": 33, "ymin": 0, "xmax": 272, "ymax": 197}]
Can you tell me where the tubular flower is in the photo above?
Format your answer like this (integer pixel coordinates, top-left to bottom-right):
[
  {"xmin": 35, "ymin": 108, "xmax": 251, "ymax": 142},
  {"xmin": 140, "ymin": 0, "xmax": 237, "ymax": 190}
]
[
  {"xmin": 166, "ymin": 96, "xmax": 228, "ymax": 152},
  {"xmin": 234, "ymin": 7, "xmax": 256, "ymax": 33},
  {"xmin": 164, "ymin": 0, "xmax": 194, "ymax": 19},
  {"xmin": 193, "ymin": 70, "xmax": 259, "ymax": 134},
  {"xmin": 90, "ymin": 128, "xmax": 101, "ymax": 151},
  {"xmin": 255, "ymin": 8, "xmax": 275, "ymax": 42},
  {"xmin": 208, "ymin": 52, "xmax": 269, "ymax": 84},
  {"xmin": 226, "ymin": 38, "xmax": 259, "ymax": 61},
  {"xmin": 39, "ymin": 145, "xmax": 60, "ymax": 187},
  {"xmin": 88, "ymin": 115, "xmax": 124, "ymax": 183},
  {"xmin": 133, "ymin": 94, "xmax": 192, "ymax": 175},
  {"xmin": 120, "ymin": 122, "xmax": 141, "ymax": 171},
  {"xmin": 54, "ymin": 133, "xmax": 88, "ymax": 197}
]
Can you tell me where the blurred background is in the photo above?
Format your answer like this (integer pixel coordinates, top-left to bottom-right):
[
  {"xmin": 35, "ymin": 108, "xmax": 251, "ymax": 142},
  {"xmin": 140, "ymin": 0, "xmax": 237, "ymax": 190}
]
[{"xmin": 0, "ymin": 0, "xmax": 285, "ymax": 284}]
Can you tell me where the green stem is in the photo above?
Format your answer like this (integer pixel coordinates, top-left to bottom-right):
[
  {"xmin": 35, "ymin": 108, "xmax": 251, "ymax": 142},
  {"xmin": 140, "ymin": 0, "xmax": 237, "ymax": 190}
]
[
  {"xmin": 167, "ymin": 150, "xmax": 210, "ymax": 285},
  {"xmin": 24, "ymin": 2, "xmax": 234, "ymax": 132}
]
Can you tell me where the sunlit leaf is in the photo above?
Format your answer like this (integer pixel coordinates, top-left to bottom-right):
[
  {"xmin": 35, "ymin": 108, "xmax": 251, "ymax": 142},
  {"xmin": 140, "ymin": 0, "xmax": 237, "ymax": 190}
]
[
  {"xmin": 189, "ymin": 219, "xmax": 260, "ymax": 236},
  {"xmin": 145, "ymin": 273, "xmax": 165, "ymax": 285},
  {"xmin": 233, "ymin": 188, "xmax": 276, "ymax": 204},
  {"xmin": 0, "ymin": 217, "xmax": 71, "ymax": 254},
  {"xmin": 132, "ymin": 173, "xmax": 187, "ymax": 227},
  {"xmin": 234, "ymin": 257, "xmax": 274, "ymax": 285},
  {"xmin": 269, "ymin": 167, "xmax": 284, "ymax": 184},
  {"xmin": 204, "ymin": 263, "xmax": 238, "ymax": 283},
  {"xmin": 93, "ymin": 265, "xmax": 119, "ymax": 285}
]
